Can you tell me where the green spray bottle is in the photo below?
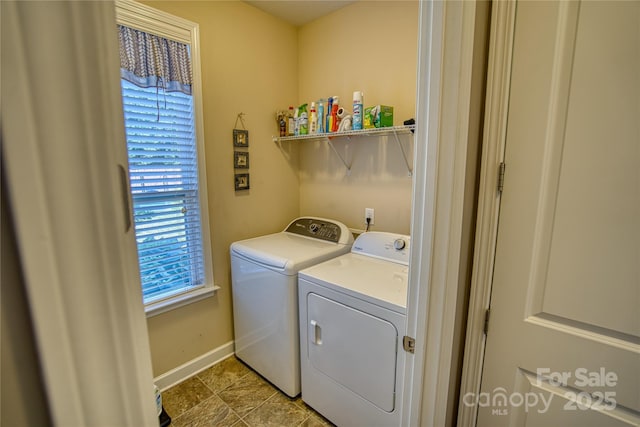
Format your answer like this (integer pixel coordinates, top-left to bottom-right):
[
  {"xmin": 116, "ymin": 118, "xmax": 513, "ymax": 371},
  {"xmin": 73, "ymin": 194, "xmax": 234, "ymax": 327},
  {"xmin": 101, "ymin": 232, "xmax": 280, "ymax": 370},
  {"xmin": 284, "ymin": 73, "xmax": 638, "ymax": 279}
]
[{"xmin": 299, "ymin": 103, "xmax": 308, "ymax": 135}]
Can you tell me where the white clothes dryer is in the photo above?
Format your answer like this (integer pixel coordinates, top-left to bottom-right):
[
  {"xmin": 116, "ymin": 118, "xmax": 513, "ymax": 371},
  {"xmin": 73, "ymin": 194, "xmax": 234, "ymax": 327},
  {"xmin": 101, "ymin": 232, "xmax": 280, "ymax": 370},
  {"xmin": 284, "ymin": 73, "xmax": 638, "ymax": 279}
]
[
  {"xmin": 230, "ymin": 217, "xmax": 353, "ymax": 397},
  {"xmin": 298, "ymin": 231, "xmax": 410, "ymax": 426}
]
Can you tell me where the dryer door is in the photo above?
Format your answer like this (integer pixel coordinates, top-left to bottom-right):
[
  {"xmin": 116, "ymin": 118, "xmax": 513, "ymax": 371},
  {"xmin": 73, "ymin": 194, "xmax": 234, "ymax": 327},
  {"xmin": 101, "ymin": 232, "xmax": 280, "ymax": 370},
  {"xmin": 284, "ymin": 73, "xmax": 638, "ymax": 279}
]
[{"xmin": 307, "ymin": 293, "xmax": 398, "ymax": 412}]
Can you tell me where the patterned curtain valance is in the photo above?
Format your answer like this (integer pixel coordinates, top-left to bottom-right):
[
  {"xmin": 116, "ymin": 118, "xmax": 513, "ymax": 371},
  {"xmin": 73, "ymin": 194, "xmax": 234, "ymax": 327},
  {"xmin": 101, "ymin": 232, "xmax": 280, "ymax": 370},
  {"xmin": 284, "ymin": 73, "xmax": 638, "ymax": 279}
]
[{"xmin": 118, "ymin": 25, "xmax": 192, "ymax": 95}]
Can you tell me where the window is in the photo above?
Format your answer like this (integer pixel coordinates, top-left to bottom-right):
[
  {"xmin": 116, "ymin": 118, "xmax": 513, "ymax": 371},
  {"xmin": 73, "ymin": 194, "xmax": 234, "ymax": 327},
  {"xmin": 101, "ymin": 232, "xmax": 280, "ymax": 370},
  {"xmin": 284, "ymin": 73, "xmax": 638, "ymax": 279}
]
[
  {"xmin": 121, "ymin": 80, "xmax": 204, "ymax": 302},
  {"xmin": 116, "ymin": 0, "xmax": 215, "ymax": 312}
]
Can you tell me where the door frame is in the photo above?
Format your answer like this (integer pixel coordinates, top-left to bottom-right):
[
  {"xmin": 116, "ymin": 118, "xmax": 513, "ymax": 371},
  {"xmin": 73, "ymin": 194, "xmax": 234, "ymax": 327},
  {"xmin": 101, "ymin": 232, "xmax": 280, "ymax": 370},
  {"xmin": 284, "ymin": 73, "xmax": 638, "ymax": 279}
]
[
  {"xmin": 406, "ymin": 0, "xmax": 488, "ymax": 425},
  {"xmin": 457, "ymin": 2, "xmax": 517, "ymax": 426}
]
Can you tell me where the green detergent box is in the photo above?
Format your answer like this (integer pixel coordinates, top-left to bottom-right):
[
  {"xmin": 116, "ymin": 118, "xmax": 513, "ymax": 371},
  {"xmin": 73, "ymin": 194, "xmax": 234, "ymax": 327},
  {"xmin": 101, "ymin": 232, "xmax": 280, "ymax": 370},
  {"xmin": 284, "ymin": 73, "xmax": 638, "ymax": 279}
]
[{"xmin": 364, "ymin": 105, "xmax": 394, "ymax": 128}]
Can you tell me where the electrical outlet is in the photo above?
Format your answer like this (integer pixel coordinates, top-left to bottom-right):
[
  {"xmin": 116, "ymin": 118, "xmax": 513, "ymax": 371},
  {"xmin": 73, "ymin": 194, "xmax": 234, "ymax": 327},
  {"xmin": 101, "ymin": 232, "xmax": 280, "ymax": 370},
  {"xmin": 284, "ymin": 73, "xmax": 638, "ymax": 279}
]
[{"xmin": 365, "ymin": 208, "xmax": 375, "ymax": 225}]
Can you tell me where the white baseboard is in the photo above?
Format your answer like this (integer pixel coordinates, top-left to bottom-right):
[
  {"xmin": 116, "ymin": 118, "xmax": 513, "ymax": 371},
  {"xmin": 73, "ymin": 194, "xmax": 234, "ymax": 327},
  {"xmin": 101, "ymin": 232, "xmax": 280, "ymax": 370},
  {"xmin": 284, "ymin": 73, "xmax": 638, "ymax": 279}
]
[{"xmin": 153, "ymin": 341, "xmax": 235, "ymax": 391}]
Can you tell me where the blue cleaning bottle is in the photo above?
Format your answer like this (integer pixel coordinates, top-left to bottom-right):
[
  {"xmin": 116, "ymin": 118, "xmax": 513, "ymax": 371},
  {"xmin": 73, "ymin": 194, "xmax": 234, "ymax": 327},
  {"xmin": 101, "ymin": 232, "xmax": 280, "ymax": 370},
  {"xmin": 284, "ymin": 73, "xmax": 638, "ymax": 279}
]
[
  {"xmin": 317, "ymin": 100, "xmax": 325, "ymax": 133},
  {"xmin": 326, "ymin": 97, "xmax": 333, "ymax": 134}
]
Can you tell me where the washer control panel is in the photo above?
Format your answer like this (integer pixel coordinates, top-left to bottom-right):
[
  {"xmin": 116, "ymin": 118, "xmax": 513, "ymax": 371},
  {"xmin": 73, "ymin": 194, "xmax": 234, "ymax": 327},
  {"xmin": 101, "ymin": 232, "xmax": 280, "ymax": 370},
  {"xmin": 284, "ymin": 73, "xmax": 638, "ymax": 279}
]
[{"xmin": 285, "ymin": 217, "xmax": 347, "ymax": 244}]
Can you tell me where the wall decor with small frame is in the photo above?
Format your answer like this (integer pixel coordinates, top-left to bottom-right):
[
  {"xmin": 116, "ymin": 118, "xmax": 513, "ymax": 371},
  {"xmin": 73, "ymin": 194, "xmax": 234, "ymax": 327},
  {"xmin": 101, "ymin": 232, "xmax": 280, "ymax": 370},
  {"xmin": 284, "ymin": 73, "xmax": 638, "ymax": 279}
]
[
  {"xmin": 234, "ymin": 151, "xmax": 249, "ymax": 169},
  {"xmin": 234, "ymin": 173, "xmax": 250, "ymax": 191},
  {"xmin": 233, "ymin": 113, "xmax": 250, "ymax": 191},
  {"xmin": 233, "ymin": 129, "xmax": 249, "ymax": 147}
]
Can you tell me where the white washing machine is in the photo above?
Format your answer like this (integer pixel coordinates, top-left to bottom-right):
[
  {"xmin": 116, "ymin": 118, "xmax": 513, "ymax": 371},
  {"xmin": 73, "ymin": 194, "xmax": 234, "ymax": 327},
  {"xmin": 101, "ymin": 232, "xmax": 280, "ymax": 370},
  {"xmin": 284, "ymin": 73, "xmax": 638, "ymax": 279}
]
[
  {"xmin": 230, "ymin": 217, "xmax": 353, "ymax": 397},
  {"xmin": 298, "ymin": 231, "xmax": 410, "ymax": 426}
]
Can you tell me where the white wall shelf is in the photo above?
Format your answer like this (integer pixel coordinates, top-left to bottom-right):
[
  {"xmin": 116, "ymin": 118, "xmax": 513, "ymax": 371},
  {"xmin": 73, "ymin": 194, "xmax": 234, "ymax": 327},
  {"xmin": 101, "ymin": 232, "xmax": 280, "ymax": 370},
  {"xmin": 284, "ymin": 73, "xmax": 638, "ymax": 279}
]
[
  {"xmin": 272, "ymin": 124, "xmax": 415, "ymax": 143},
  {"xmin": 273, "ymin": 124, "xmax": 416, "ymax": 176}
]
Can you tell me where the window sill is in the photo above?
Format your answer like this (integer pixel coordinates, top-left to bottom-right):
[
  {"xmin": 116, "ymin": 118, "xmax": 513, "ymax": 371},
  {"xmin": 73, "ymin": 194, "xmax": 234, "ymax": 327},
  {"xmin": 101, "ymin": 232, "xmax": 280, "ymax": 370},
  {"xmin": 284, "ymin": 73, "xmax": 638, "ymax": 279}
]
[{"xmin": 145, "ymin": 285, "xmax": 220, "ymax": 318}]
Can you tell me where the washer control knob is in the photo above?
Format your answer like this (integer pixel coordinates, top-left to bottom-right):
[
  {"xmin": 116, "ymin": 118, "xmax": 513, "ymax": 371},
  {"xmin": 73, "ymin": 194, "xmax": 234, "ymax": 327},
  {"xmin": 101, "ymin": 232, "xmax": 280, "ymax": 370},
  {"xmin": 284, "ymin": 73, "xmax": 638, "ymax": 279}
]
[
  {"xmin": 394, "ymin": 239, "xmax": 406, "ymax": 250},
  {"xmin": 309, "ymin": 223, "xmax": 319, "ymax": 233}
]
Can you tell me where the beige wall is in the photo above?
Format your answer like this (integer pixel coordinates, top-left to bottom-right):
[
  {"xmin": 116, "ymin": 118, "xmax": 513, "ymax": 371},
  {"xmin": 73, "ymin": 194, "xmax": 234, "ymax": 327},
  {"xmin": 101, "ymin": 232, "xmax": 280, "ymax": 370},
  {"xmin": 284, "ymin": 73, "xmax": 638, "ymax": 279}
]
[
  {"xmin": 141, "ymin": 0, "xmax": 418, "ymax": 376},
  {"xmin": 297, "ymin": 1, "xmax": 419, "ymax": 234},
  {"xmin": 141, "ymin": 0, "xmax": 300, "ymax": 376}
]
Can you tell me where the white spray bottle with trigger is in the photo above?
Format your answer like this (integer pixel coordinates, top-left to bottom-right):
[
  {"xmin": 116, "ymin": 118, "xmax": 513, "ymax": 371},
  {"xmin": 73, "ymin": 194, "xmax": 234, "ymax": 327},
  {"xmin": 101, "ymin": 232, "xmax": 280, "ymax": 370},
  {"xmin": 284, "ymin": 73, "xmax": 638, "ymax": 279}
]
[{"xmin": 293, "ymin": 107, "xmax": 299, "ymax": 136}]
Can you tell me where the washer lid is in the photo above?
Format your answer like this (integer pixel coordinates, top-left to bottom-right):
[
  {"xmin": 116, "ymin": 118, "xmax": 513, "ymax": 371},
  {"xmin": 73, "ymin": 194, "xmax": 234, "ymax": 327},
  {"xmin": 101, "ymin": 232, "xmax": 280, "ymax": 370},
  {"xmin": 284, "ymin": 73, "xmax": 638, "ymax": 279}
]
[
  {"xmin": 231, "ymin": 232, "xmax": 352, "ymax": 275},
  {"xmin": 299, "ymin": 252, "xmax": 409, "ymax": 313}
]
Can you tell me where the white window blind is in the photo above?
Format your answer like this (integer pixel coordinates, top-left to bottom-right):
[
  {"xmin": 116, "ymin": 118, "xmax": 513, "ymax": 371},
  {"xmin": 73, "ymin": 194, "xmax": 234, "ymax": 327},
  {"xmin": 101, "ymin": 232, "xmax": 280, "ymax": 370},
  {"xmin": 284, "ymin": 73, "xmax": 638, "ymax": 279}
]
[{"xmin": 121, "ymin": 79, "xmax": 205, "ymax": 303}]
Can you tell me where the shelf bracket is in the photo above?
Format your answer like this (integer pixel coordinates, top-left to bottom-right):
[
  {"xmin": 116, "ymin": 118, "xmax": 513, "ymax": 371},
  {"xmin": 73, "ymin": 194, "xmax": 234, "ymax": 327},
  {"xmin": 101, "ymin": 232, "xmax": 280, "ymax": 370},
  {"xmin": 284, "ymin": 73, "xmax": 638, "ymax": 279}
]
[
  {"xmin": 392, "ymin": 129, "xmax": 413, "ymax": 177},
  {"xmin": 326, "ymin": 138, "xmax": 351, "ymax": 175}
]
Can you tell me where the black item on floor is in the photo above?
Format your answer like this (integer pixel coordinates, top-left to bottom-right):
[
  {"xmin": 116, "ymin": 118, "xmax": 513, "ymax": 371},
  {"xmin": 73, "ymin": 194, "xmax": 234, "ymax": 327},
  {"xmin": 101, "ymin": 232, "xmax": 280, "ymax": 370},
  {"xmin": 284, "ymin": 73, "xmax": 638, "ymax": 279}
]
[{"xmin": 159, "ymin": 406, "xmax": 171, "ymax": 426}]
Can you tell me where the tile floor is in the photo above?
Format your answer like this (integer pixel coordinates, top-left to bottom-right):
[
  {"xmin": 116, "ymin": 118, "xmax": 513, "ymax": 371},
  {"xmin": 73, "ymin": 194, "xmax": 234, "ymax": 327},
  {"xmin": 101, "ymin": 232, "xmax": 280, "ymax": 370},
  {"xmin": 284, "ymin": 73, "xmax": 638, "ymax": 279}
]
[{"xmin": 161, "ymin": 356, "xmax": 335, "ymax": 427}]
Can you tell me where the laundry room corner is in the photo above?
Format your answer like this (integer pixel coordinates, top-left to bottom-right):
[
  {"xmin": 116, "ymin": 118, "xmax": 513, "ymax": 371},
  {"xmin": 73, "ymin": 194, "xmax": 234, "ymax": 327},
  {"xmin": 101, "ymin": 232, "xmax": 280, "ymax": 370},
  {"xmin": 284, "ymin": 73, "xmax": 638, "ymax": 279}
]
[{"xmin": 296, "ymin": 0, "xmax": 419, "ymax": 234}]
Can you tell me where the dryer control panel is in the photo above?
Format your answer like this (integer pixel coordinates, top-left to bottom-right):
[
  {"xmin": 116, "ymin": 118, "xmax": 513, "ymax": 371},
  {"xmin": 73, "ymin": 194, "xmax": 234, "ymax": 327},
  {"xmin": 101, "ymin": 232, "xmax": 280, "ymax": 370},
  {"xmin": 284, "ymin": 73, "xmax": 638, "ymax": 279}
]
[
  {"xmin": 285, "ymin": 217, "xmax": 350, "ymax": 244},
  {"xmin": 351, "ymin": 231, "xmax": 411, "ymax": 265}
]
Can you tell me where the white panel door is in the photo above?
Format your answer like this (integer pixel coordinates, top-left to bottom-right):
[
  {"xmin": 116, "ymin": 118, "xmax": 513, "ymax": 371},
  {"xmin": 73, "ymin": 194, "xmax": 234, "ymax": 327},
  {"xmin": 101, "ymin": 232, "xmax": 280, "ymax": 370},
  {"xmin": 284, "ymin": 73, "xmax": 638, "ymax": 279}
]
[
  {"xmin": 307, "ymin": 293, "xmax": 398, "ymax": 412},
  {"xmin": 477, "ymin": 1, "xmax": 640, "ymax": 426}
]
